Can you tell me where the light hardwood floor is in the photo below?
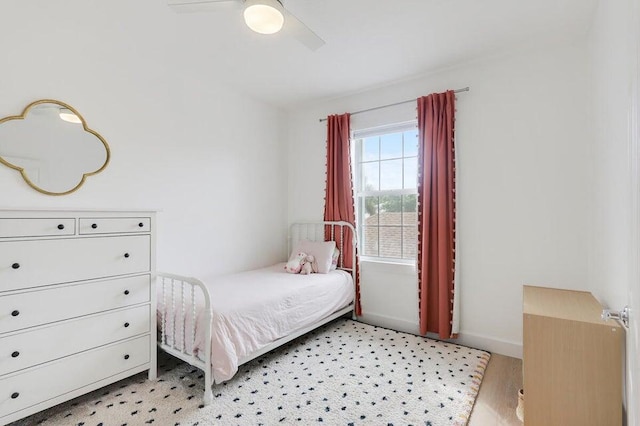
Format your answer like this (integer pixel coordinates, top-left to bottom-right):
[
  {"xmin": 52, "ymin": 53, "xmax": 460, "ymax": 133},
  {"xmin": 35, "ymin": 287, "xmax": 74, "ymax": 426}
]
[{"xmin": 468, "ymin": 354, "xmax": 523, "ymax": 425}]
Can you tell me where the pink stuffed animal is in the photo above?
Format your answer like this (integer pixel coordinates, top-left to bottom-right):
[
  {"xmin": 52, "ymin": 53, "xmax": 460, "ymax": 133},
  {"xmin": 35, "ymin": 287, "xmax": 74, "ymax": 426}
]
[{"xmin": 285, "ymin": 252, "xmax": 306, "ymax": 274}]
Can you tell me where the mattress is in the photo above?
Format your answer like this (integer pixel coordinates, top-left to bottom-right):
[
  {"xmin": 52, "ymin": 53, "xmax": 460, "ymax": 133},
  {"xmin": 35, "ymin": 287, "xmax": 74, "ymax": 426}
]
[{"xmin": 157, "ymin": 263, "xmax": 354, "ymax": 383}]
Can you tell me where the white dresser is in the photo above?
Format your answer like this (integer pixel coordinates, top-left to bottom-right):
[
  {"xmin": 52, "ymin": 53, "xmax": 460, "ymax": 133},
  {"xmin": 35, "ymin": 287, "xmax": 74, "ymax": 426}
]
[{"xmin": 0, "ymin": 209, "xmax": 157, "ymax": 425}]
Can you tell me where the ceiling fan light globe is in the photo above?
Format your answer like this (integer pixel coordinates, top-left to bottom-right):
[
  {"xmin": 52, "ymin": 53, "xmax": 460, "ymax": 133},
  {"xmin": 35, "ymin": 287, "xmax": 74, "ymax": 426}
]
[{"xmin": 243, "ymin": 0, "xmax": 284, "ymax": 35}]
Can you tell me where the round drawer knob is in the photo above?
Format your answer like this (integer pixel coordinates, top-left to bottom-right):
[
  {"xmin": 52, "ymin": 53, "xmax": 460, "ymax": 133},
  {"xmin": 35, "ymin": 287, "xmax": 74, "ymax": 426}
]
[
  {"xmin": 11, "ymin": 263, "xmax": 20, "ymax": 270},
  {"xmin": 91, "ymin": 223, "xmax": 98, "ymax": 229},
  {"xmin": 57, "ymin": 224, "xmax": 65, "ymax": 230},
  {"xmin": 124, "ymin": 354, "xmax": 130, "ymax": 360},
  {"xmin": 124, "ymin": 290, "xmax": 130, "ymax": 295},
  {"xmin": 124, "ymin": 322, "xmax": 130, "ymax": 328},
  {"xmin": 11, "ymin": 351, "xmax": 19, "ymax": 358},
  {"xmin": 124, "ymin": 253, "xmax": 130, "ymax": 258},
  {"xmin": 138, "ymin": 222, "xmax": 144, "ymax": 228},
  {"xmin": 11, "ymin": 310, "xmax": 19, "ymax": 317},
  {"xmin": 11, "ymin": 392, "xmax": 19, "ymax": 399}
]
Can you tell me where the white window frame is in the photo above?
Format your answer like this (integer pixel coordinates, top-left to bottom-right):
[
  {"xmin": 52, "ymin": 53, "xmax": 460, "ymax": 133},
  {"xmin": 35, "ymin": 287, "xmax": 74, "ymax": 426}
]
[{"xmin": 352, "ymin": 120, "xmax": 418, "ymax": 264}]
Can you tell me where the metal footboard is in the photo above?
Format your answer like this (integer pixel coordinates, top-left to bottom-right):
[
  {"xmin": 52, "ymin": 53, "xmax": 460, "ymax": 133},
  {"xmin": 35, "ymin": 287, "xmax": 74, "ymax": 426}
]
[{"xmin": 157, "ymin": 272, "xmax": 214, "ymax": 405}]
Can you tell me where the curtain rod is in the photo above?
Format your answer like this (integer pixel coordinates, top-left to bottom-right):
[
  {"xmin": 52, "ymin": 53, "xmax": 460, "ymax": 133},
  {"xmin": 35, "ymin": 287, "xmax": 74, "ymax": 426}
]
[{"xmin": 318, "ymin": 87, "xmax": 470, "ymax": 123}]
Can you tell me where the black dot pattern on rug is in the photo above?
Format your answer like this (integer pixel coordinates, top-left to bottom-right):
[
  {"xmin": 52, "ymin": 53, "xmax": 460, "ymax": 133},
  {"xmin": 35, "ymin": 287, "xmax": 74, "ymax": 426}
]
[{"xmin": 10, "ymin": 319, "xmax": 489, "ymax": 426}]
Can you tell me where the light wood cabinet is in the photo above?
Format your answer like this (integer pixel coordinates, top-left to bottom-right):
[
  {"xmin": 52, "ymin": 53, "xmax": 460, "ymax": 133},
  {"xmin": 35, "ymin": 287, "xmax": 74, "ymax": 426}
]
[{"xmin": 523, "ymin": 285, "xmax": 622, "ymax": 426}]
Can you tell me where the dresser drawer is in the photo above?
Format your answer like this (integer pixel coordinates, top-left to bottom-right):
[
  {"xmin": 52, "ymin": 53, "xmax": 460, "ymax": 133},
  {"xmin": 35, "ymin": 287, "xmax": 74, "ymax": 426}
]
[
  {"xmin": 0, "ymin": 305, "xmax": 149, "ymax": 376},
  {"xmin": 79, "ymin": 217, "xmax": 151, "ymax": 235},
  {"xmin": 0, "ymin": 235, "xmax": 150, "ymax": 292},
  {"xmin": 0, "ymin": 335, "xmax": 150, "ymax": 419},
  {"xmin": 0, "ymin": 275, "xmax": 150, "ymax": 334},
  {"xmin": 0, "ymin": 218, "xmax": 75, "ymax": 238}
]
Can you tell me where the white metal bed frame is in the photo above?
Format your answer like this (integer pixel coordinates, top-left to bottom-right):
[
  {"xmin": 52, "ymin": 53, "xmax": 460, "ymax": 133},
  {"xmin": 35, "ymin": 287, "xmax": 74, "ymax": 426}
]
[{"xmin": 156, "ymin": 221, "xmax": 357, "ymax": 405}]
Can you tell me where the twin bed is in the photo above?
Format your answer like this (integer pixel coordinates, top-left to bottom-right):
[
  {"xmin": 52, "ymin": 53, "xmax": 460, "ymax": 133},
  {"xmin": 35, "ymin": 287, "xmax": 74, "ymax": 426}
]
[{"xmin": 156, "ymin": 222, "xmax": 356, "ymax": 404}]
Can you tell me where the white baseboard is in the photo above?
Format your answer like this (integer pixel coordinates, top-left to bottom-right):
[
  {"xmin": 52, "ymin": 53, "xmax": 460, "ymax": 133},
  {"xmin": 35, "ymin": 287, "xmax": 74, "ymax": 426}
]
[
  {"xmin": 358, "ymin": 312, "xmax": 420, "ymax": 335},
  {"xmin": 357, "ymin": 312, "xmax": 522, "ymax": 359},
  {"xmin": 455, "ymin": 331, "xmax": 522, "ymax": 359}
]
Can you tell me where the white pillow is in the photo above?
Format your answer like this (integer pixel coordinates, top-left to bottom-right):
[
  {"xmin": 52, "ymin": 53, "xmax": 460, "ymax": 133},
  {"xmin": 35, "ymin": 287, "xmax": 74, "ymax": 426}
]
[{"xmin": 290, "ymin": 240, "xmax": 336, "ymax": 274}]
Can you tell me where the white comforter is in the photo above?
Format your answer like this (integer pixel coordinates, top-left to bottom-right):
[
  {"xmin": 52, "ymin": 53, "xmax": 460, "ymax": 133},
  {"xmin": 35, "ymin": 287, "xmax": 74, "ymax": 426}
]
[{"xmin": 157, "ymin": 263, "xmax": 353, "ymax": 383}]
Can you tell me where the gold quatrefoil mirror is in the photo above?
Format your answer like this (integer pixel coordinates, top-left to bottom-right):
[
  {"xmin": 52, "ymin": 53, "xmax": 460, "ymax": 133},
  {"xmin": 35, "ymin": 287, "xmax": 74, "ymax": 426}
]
[{"xmin": 0, "ymin": 99, "xmax": 110, "ymax": 195}]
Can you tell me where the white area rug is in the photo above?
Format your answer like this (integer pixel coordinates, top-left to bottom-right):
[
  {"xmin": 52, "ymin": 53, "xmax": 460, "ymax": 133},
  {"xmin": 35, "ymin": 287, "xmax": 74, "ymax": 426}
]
[{"xmin": 16, "ymin": 320, "xmax": 490, "ymax": 426}]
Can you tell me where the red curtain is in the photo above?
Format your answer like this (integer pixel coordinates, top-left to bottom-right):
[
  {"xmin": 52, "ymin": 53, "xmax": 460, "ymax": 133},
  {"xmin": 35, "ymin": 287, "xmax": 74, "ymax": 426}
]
[
  {"xmin": 417, "ymin": 91, "xmax": 456, "ymax": 339},
  {"xmin": 323, "ymin": 113, "xmax": 361, "ymax": 316}
]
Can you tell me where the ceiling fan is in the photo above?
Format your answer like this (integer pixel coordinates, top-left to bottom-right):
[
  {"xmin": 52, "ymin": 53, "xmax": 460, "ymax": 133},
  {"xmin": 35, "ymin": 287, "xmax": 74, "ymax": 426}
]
[{"xmin": 168, "ymin": 0, "xmax": 325, "ymax": 51}]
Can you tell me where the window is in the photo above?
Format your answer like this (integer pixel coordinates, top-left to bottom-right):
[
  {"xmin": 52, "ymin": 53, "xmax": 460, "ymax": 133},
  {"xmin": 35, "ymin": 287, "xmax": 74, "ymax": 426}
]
[{"xmin": 353, "ymin": 121, "xmax": 418, "ymax": 262}]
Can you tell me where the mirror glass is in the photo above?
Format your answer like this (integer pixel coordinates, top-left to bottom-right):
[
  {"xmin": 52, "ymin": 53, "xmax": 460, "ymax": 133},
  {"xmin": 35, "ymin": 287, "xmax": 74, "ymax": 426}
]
[{"xmin": 0, "ymin": 99, "xmax": 110, "ymax": 195}]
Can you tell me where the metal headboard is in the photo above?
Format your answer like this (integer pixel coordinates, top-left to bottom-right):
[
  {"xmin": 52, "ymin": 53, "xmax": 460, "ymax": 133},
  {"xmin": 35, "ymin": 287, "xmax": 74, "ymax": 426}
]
[{"xmin": 288, "ymin": 221, "xmax": 357, "ymax": 274}]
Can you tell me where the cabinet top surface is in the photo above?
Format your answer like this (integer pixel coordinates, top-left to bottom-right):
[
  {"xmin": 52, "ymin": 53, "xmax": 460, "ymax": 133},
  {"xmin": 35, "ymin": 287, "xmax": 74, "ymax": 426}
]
[{"xmin": 523, "ymin": 285, "xmax": 620, "ymax": 327}]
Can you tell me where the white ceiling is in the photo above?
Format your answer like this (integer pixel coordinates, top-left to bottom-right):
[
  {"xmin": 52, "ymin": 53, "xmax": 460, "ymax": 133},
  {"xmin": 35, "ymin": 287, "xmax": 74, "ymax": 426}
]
[{"xmin": 171, "ymin": 0, "xmax": 599, "ymax": 108}]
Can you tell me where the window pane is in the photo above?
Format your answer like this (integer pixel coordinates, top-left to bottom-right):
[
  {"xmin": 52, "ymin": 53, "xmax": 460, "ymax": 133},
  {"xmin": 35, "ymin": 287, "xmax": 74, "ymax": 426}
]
[
  {"xmin": 379, "ymin": 226, "xmax": 402, "ymax": 258},
  {"xmin": 380, "ymin": 159, "xmax": 402, "ymax": 190},
  {"xmin": 380, "ymin": 132, "xmax": 403, "ymax": 160},
  {"xmin": 362, "ymin": 162, "xmax": 379, "ymax": 191},
  {"xmin": 363, "ymin": 226, "xmax": 379, "ymax": 257},
  {"xmin": 403, "ymin": 194, "xmax": 417, "ymax": 215},
  {"xmin": 363, "ymin": 196, "xmax": 379, "ymax": 224},
  {"xmin": 402, "ymin": 226, "xmax": 417, "ymax": 259},
  {"xmin": 404, "ymin": 129, "xmax": 418, "ymax": 157},
  {"xmin": 363, "ymin": 137, "xmax": 379, "ymax": 161},
  {"xmin": 379, "ymin": 195, "xmax": 402, "ymax": 225},
  {"xmin": 380, "ymin": 194, "xmax": 403, "ymax": 213},
  {"xmin": 403, "ymin": 157, "xmax": 417, "ymax": 189}
]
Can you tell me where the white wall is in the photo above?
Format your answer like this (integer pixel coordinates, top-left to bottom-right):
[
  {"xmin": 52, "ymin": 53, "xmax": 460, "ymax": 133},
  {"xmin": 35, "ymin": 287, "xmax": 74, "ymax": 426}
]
[
  {"xmin": 588, "ymin": 0, "xmax": 638, "ymax": 423},
  {"xmin": 0, "ymin": 0, "xmax": 288, "ymax": 277},
  {"xmin": 287, "ymin": 42, "xmax": 592, "ymax": 357},
  {"xmin": 587, "ymin": 0, "xmax": 633, "ymax": 311}
]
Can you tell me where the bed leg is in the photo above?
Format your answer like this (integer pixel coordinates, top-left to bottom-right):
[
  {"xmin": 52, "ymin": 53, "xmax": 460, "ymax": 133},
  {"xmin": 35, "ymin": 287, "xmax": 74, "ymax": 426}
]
[
  {"xmin": 204, "ymin": 366, "xmax": 213, "ymax": 406},
  {"xmin": 204, "ymin": 388, "xmax": 213, "ymax": 406}
]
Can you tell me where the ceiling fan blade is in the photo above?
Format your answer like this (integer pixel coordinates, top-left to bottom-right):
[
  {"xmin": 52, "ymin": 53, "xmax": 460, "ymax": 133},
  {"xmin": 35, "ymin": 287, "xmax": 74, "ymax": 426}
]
[
  {"xmin": 168, "ymin": 0, "xmax": 239, "ymax": 13},
  {"xmin": 283, "ymin": 9, "xmax": 325, "ymax": 51}
]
